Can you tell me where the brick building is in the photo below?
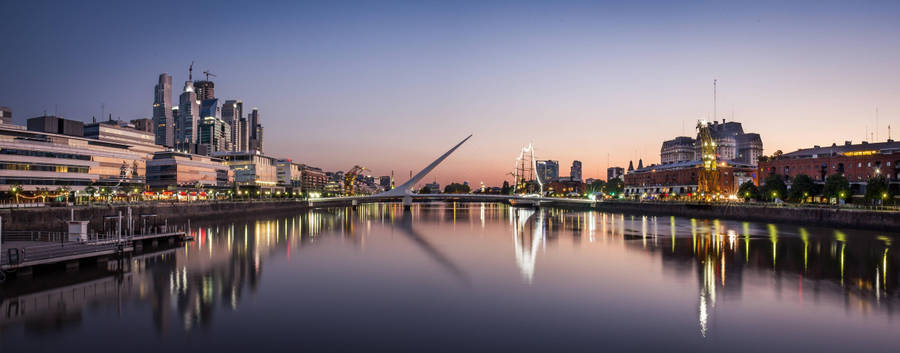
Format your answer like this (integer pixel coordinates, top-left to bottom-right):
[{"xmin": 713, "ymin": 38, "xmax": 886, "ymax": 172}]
[
  {"xmin": 624, "ymin": 160, "xmax": 757, "ymax": 198},
  {"xmin": 757, "ymin": 140, "xmax": 900, "ymax": 195}
]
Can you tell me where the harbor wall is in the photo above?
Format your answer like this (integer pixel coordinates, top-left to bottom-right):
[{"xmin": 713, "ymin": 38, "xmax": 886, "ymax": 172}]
[
  {"xmin": 2, "ymin": 199, "xmax": 898, "ymax": 232},
  {"xmin": 594, "ymin": 201, "xmax": 900, "ymax": 232}
]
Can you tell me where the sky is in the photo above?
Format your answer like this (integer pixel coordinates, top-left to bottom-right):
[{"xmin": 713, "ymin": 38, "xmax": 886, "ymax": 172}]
[{"xmin": 1, "ymin": 0, "xmax": 899, "ymax": 186}]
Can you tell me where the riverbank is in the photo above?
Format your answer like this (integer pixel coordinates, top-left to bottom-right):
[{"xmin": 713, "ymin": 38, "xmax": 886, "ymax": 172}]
[
  {"xmin": 1, "ymin": 198, "xmax": 899, "ymax": 232},
  {"xmin": 595, "ymin": 201, "xmax": 900, "ymax": 232}
]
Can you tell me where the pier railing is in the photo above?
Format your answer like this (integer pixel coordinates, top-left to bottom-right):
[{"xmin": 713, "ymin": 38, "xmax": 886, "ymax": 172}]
[
  {"xmin": 1, "ymin": 241, "xmax": 125, "ymax": 266},
  {"xmin": 2, "ymin": 231, "xmax": 68, "ymax": 243}
]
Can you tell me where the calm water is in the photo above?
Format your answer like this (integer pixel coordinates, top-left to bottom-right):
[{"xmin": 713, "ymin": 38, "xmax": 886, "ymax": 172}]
[{"xmin": 1, "ymin": 203, "xmax": 899, "ymax": 352}]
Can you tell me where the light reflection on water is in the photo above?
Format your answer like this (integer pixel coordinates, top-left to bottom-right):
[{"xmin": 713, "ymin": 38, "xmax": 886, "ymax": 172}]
[{"xmin": 1, "ymin": 202, "xmax": 899, "ymax": 352}]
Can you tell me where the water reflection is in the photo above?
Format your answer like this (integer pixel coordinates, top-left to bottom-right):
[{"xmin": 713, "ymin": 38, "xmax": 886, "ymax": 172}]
[{"xmin": 0, "ymin": 203, "xmax": 897, "ymax": 350}]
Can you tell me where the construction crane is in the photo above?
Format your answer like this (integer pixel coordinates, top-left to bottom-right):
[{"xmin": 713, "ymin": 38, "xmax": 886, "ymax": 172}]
[
  {"xmin": 344, "ymin": 165, "xmax": 368, "ymax": 196},
  {"xmin": 202, "ymin": 70, "xmax": 216, "ymax": 81}
]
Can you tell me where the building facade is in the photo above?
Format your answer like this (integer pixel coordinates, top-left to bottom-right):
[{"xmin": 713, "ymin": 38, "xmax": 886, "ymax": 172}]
[
  {"xmin": 222, "ymin": 100, "xmax": 245, "ymax": 152},
  {"xmin": 152, "ymin": 73, "xmax": 175, "ymax": 147},
  {"xmin": 300, "ymin": 165, "xmax": 327, "ymax": 193},
  {"xmin": 661, "ymin": 136, "xmax": 695, "ymax": 164},
  {"xmin": 145, "ymin": 151, "xmax": 230, "ymax": 189},
  {"xmin": 570, "ymin": 160, "xmax": 582, "ymax": 181},
  {"xmin": 535, "ymin": 160, "xmax": 559, "ymax": 184},
  {"xmin": 607, "ymin": 167, "xmax": 624, "ymax": 181},
  {"xmin": 0, "ymin": 125, "xmax": 151, "ymax": 192},
  {"xmin": 27, "ymin": 116, "xmax": 84, "ymax": 137},
  {"xmin": 275, "ymin": 159, "xmax": 303, "ymax": 190},
  {"xmin": 624, "ymin": 160, "xmax": 757, "ymax": 198},
  {"xmin": 212, "ymin": 151, "xmax": 280, "ymax": 192},
  {"xmin": 176, "ymin": 81, "xmax": 200, "ymax": 152},
  {"xmin": 130, "ymin": 118, "xmax": 154, "ymax": 134},
  {"xmin": 197, "ymin": 117, "xmax": 231, "ymax": 155},
  {"xmin": 758, "ymin": 140, "xmax": 900, "ymax": 195},
  {"xmin": 83, "ymin": 120, "xmax": 162, "ymax": 155},
  {"xmin": 0, "ymin": 106, "xmax": 12, "ymax": 125},
  {"xmin": 659, "ymin": 120, "xmax": 764, "ymax": 166},
  {"xmin": 248, "ymin": 108, "xmax": 263, "ymax": 153},
  {"xmin": 193, "ymin": 80, "xmax": 215, "ymax": 101}
]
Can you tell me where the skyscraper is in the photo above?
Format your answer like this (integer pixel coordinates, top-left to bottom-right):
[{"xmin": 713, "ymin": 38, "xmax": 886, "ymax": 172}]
[
  {"xmin": 197, "ymin": 98, "xmax": 231, "ymax": 154},
  {"xmin": 248, "ymin": 108, "xmax": 263, "ymax": 153},
  {"xmin": 176, "ymin": 81, "xmax": 199, "ymax": 152},
  {"xmin": 152, "ymin": 73, "xmax": 174, "ymax": 147},
  {"xmin": 193, "ymin": 80, "xmax": 215, "ymax": 101},
  {"xmin": 570, "ymin": 160, "xmax": 582, "ymax": 181},
  {"xmin": 222, "ymin": 100, "xmax": 245, "ymax": 152},
  {"xmin": 535, "ymin": 160, "xmax": 559, "ymax": 184}
]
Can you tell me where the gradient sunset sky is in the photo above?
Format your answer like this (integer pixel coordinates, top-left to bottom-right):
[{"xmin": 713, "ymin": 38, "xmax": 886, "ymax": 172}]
[{"xmin": 2, "ymin": 0, "xmax": 899, "ymax": 186}]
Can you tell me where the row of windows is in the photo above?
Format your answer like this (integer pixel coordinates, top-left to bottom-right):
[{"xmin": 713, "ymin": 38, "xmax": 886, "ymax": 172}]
[
  {"xmin": 0, "ymin": 148, "xmax": 91, "ymax": 161},
  {"xmin": 0, "ymin": 163, "xmax": 89, "ymax": 173},
  {"xmin": 0, "ymin": 177, "xmax": 92, "ymax": 186}
]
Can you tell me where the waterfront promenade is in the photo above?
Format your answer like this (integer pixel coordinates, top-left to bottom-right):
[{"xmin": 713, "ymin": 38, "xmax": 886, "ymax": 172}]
[{"xmin": 2, "ymin": 196, "xmax": 899, "ymax": 232}]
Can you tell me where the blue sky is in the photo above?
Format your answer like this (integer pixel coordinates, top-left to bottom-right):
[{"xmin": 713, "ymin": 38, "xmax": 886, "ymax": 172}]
[{"xmin": 2, "ymin": 0, "xmax": 899, "ymax": 185}]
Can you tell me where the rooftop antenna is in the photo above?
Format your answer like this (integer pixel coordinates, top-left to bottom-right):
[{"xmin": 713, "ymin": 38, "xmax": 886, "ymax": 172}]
[
  {"xmin": 875, "ymin": 106, "xmax": 879, "ymax": 141},
  {"xmin": 713, "ymin": 79, "xmax": 717, "ymax": 123},
  {"xmin": 189, "ymin": 61, "xmax": 194, "ymax": 81}
]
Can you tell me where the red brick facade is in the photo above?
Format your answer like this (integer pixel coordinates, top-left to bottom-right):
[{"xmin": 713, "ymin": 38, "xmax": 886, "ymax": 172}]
[
  {"xmin": 624, "ymin": 162, "xmax": 757, "ymax": 197},
  {"xmin": 758, "ymin": 154, "xmax": 900, "ymax": 183}
]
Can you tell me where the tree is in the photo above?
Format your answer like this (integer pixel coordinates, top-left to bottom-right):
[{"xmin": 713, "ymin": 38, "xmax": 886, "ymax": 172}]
[
  {"xmin": 588, "ymin": 179, "xmax": 606, "ymax": 194},
  {"xmin": 788, "ymin": 174, "xmax": 816, "ymax": 202},
  {"xmin": 759, "ymin": 174, "xmax": 787, "ymax": 202},
  {"xmin": 443, "ymin": 183, "xmax": 471, "ymax": 194},
  {"xmin": 501, "ymin": 181, "xmax": 512, "ymax": 195},
  {"xmin": 737, "ymin": 181, "xmax": 759, "ymax": 201},
  {"xmin": 604, "ymin": 178, "xmax": 624, "ymax": 197},
  {"xmin": 865, "ymin": 175, "xmax": 892, "ymax": 205},
  {"xmin": 84, "ymin": 185, "xmax": 97, "ymax": 203},
  {"xmin": 9, "ymin": 183, "xmax": 21, "ymax": 203},
  {"xmin": 822, "ymin": 174, "xmax": 850, "ymax": 202},
  {"xmin": 418, "ymin": 186, "xmax": 432, "ymax": 194},
  {"xmin": 772, "ymin": 150, "xmax": 784, "ymax": 159}
]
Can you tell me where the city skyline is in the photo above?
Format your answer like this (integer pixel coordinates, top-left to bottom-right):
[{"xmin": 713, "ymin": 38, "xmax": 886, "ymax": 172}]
[{"xmin": 2, "ymin": 1, "xmax": 899, "ymax": 186}]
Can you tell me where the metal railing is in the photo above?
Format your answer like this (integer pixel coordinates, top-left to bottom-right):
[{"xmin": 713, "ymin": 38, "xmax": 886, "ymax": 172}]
[
  {"xmin": 1, "ymin": 231, "xmax": 68, "ymax": 243},
  {"xmin": 1, "ymin": 241, "xmax": 125, "ymax": 266}
]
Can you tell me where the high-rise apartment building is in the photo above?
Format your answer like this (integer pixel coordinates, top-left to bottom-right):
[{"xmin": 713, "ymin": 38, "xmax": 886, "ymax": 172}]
[
  {"xmin": 152, "ymin": 73, "xmax": 174, "ymax": 147},
  {"xmin": 248, "ymin": 108, "xmax": 263, "ymax": 153},
  {"xmin": 570, "ymin": 160, "xmax": 582, "ymax": 181},
  {"xmin": 222, "ymin": 100, "xmax": 245, "ymax": 152},
  {"xmin": 535, "ymin": 160, "xmax": 559, "ymax": 184},
  {"xmin": 176, "ymin": 81, "xmax": 200, "ymax": 152}
]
